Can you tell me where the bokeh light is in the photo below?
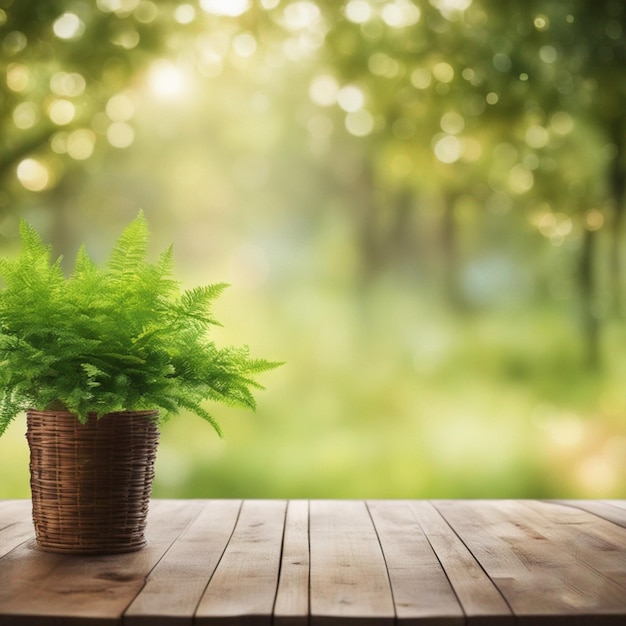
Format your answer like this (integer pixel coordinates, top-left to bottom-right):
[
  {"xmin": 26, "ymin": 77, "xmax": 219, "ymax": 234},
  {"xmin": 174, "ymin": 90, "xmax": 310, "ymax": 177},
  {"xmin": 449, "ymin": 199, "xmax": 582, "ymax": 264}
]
[
  {"xmin": 148, "ymin": 60, "xmax": 189, "ymax": 99},
  {"xmin": 200, "ymin": 0, "xmax": 251, "ymax": 17},
  {"xmin": 0, "ymin": 0, "xmax": 624, "ymax": 502},
  {"xmin": 16, "ymin": 158, "xmax": 50, "ymax": 191},
  {"xmin": 53, "ymin": 13, "xmax": 85, "ymax": 40}
]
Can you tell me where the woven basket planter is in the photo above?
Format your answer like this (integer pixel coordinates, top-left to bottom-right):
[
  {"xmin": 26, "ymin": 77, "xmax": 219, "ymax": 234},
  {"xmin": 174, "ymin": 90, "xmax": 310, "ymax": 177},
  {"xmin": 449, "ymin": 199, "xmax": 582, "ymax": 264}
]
[{"xmin": 26, "ymin": 409, "xmax": 159, "ymax": 555}]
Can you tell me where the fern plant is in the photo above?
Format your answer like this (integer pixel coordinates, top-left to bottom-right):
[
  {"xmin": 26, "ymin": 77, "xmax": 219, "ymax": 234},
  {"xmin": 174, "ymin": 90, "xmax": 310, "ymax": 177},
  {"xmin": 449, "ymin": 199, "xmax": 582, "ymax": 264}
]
[{"xmin": 0, "ymin": 213, "xmax": 280, "ymax": 437}]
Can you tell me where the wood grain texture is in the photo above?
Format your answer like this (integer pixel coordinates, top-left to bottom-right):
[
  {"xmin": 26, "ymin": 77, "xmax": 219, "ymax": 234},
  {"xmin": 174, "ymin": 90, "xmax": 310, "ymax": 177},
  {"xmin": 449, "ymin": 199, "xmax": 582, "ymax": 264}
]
[
  {"xmin": 194, "ymin": 499, "xmax": 287, "ymax": 626},
  {"xmin": 124, "ymin": 499, "xmax": 242, "ymax": 626},
  {"xmin": 367, "ymin": 500, "xmax": 464, "ymax": 626},
  {"xmin": 0, "ymin": 500, "xmax": 33, "ymax": 560},
  {"xmin": 435, "ymin": 500, "xmax": 626, "ymax": 626},
  {"xmin": 309, "ymin": 500, "xmax": 395, "ymax": 626},
  {"xmin": 0, "ymin": 499, "xmax": 624, "ymax": 625},
  {"xmin": 550, "ymin": 500, "xmax": 626, "ymax": 529},
  {"xmin": 273, "ymin": 500, "xmax": 310, "ymax": 626},
  {"xmin": 408, "ymin": 501, "xmax": 514, "ymax": 626},
  {"xmin": 0, "ymin": 499, "xmax": 202, "ymax": 626},
  {"xmin": 520, "ymin": 499, "xmax": 626, "ymax": 588}
]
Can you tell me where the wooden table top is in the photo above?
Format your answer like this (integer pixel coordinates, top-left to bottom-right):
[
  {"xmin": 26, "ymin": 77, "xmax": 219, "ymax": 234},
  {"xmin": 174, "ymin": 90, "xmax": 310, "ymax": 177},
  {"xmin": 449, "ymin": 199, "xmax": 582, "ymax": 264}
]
[{"xmin": 0, "ymin": 499, "xmax": 625, "ymax": 625}]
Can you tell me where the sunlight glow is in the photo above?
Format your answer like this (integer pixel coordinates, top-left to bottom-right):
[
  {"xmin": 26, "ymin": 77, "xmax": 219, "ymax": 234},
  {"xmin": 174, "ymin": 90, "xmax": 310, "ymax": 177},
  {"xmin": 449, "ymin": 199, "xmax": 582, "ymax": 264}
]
[
  {"xmin": 525, "ymin": 125, "xmax": 549, "ymax": 149},
  {"xmin": 369, "ymin": 53, "xmax": 400, "ymax": 78},
  {"xmin": 233, "ymin": 33, "xmax": 257, "ymax": 58},
  {"xmin": 48, "ymin": 99, "xmax": 76, "ymax": 125},
  {"xmin": 309, "ymin": 75, "xmax": 340, "ymax": 107},
  {"xmin": 50, "ymin": 72, "xmax": 86, "ymax": 97},
  {"xmin": 174, "ymin": 4, "xmax": 196, "ymax": 24},
  {"xmin": 337, "ymin": 85, "xmax": 365, "ymax": 112},
  {"xmin": 440, "ymin": 112, "xmax": 465, "ymax": 135},
  {"xmin": 67, "ymin": 129, "xmax": 96, "ymax": 160},
  {"xmin": 134, "ymin": 1, "xmax": 158, "ymax": 23},
  {"xmin": 432, "ymin": 62, "xmax": 454, "ymax": 83},
  {"xmin": 434, "ymin": 134, "xmax": 462, "ymax": 163},
  {"xmin": 148, "ymin": 61, "xmax": 189, "ymax": 99},
  {"xmin": 282, "ymin": 1, "xmax": 321, "ymax": 30},
  {"xmin": 430, "ymin": 0, "xmax": 472, "ymax": 19},
  {"xmin": 107, "ymin": 122, "xmax": 135, "ymax": 148},
  {"xmin": 106, "ymin": 92, "xmax": 136, "ymax": 122},
  {"xmin": 17, "ymin": 158, "xmax": 50, "ymax": 191},
  {"xmin": 508, "ymin": 164, "xmax": 534, "ymax": 194},
  {"xmin": 345, "ymin": 109, "xmax": 374, "ymax": 137},
  {"xmin": 200, "ymin": 0, "xmax": 250, "ymax": 17},
  {"xmin": 50, "ymin": 132, "xmax": 69, "ymax": 155},
  {"xmin": 12, "ymin": 102, "xmax": 39, "ymax": 129},
  {"xmin": 53, "ymin": 13, "xmax": 85, "ymax": 40},
  {"xmin": 345, "ymin": 1, "xmax": 373, "ymax": 24},
  {"xmin": 6, "ymin": 64, "xmax": 29, "ymax": 92},
  {"xmin": 382, "ymin": 0, "xmax": 421, "ymax": 28},
  {"xmin": 411, "ymin": 68, "xmax": 432, "ymax": 89}
]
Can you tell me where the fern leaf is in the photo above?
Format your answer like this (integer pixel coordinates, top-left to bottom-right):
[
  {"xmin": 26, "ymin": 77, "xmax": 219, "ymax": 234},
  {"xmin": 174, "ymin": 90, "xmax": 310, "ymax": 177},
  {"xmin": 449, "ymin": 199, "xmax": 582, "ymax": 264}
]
[
  {"xmin": 174, "ymin": 283, "xmax": 229, "ymax": 326},
  {"xmin": 174, "ymin": 395, "xmax": 224, "ymax": 437},
  {"xmin": 105, "ymin": 212, "xmax": 149, "ymax": 279},
  {"xmin": 0, "ymin": 216, "xmax": 281, "ymax": 439},
  {"xmin": 73, "ymin": 245, "xmax": 98, "ymax": 276},
  {"xmin": 18, "ymin": 220, "xmax": 49, "ymax": 262}
]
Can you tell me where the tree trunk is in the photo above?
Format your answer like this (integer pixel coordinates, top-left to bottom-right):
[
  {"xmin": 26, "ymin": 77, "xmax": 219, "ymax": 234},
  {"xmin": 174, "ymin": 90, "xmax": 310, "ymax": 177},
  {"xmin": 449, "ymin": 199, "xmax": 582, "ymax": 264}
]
[
  {"xmin": 389, "ymin": 186, "xmax": 414, "ymax": 259},
  {"xmin": 441, "ymin": 193, "xmax": 465, "ymax": 311},
  {"xmin": 352, "ymin": 162, "xmax": 385, "ymax": 285},
  {"xmin": 579, "ymin": 226, "xmax": 600, "ymax": 369},
  {"xmin": 608, "ymin": 118, "xmax": 625, "ymax": 317}
]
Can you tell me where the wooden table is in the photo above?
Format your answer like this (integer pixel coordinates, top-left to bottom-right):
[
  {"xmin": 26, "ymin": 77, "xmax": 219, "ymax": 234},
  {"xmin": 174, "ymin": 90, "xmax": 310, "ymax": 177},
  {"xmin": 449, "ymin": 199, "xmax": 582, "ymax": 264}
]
[{"xmin": 0, "ymin": 499, "xmax": 625, "ymax": 625}]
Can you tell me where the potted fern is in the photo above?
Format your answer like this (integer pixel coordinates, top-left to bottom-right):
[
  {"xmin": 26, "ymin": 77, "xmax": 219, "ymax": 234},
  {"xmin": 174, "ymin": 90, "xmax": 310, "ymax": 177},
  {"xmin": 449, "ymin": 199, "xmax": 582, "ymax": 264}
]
[{"xmin": 0, "ymin": 213, "xmax": 279, "ymax": 554}]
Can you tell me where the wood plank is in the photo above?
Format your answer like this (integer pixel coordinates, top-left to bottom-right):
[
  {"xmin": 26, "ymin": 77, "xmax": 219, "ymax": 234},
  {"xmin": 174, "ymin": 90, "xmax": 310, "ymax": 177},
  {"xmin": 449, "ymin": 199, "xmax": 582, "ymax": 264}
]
[
  {"xmin": 309, "ymin": 500, "xmax": 395, "ymax": 626},
  {"xmin": 123, "ymin": 499, "xmax": 242, "ymax": 626},
  {"xmin": 0, "ymin": 501, "xmax": 34, "ymax": 559},
  {"xmin": 604, "ymin": 500, "xmax": 626, "ymax": 511},
  {"xmin": 273, "ymin": 500, "xmax": 310, "ymax": 626},
  {"xmin": 435, "ymin": 500, "xmax": 626, "ymax": 626},
  {"xmin": 511, "ymin": 500, "xmax": 626, "ymax": 588},
  {"xmin": 194, "ymin": 499, "xmax": 287, "ymax": 626},
  {"xmin": 407, "ymin": 501, "xmax": 514, "ymax": 626},
  {"xmin": 550, "ymin": 499, "xmax": 626, "ymax": 529},
  {"xmin": 367, "ymin": 500, "xmax": 464, "ymax": 626},
  {"xmin": 0, "ymin": 499, "xmax": 203, "ymax": 626},
  {"xmin": 0, "ymin": 500, "xmax": 31, "ymax": 524},
  {"xmin": 1, "ymin": 499, "xmax": 626, "ymax": 625}
]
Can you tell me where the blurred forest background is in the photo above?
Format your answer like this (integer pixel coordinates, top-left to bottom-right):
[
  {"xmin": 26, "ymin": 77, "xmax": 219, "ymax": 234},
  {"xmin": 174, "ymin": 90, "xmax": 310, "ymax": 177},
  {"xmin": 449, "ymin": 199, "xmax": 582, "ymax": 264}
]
[{"xmin": 0, "ymin": 0, "xmax": 624, "ymax": 498}]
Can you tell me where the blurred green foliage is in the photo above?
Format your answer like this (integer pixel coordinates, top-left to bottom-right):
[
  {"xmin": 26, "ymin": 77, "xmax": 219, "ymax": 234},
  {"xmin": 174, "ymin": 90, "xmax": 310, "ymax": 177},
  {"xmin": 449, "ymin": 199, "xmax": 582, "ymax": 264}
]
[{"xmin": 0, "ymin": 0, "xmax": 624, "ymax": 498}]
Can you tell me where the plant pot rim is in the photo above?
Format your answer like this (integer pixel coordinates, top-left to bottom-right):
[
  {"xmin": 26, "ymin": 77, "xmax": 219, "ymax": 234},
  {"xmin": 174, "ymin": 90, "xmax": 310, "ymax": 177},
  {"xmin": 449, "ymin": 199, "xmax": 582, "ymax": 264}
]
[{"xmin": 28, "ymin": 408, "xmax": 160, "ymax": 418}]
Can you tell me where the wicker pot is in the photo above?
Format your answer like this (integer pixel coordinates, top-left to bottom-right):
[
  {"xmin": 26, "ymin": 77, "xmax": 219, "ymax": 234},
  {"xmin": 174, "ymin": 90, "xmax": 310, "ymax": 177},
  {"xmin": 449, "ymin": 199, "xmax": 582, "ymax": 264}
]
[{"xmin": 26, "ymin": 409, "xmax": 159, "ymax": 555}]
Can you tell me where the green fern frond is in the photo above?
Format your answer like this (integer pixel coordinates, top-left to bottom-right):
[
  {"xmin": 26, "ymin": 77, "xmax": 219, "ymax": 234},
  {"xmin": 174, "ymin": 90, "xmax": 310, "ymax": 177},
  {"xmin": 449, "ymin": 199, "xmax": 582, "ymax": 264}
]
[
  {"xmin": 174, "ymin": 283, "xmax": 229, "ymax": 326},
  {"xmin": 0, "ymin": 213, "xmax": 281, "ymax": 437},
  {"xmin": 106, "ymin": 210, "xmax": 149, "ymax": 280},
  {"xmin": 73, "ymin": 245, "xmax": 97, "ymax": 276},
  {"xmin": 172, "ymin": 395, "xmax": 224, "ymax": 437},
  {"xmin": 18, "ymin": 220, "xmax": 49, "ymax": 262}
]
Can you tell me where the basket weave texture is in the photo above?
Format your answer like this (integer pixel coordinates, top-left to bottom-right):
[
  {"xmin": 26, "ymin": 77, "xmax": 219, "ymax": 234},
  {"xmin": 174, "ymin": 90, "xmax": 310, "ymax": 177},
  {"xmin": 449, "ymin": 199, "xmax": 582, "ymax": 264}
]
[{"xmin": 26, "ymin": 409, "xmax": 159, "ymax": 555}]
